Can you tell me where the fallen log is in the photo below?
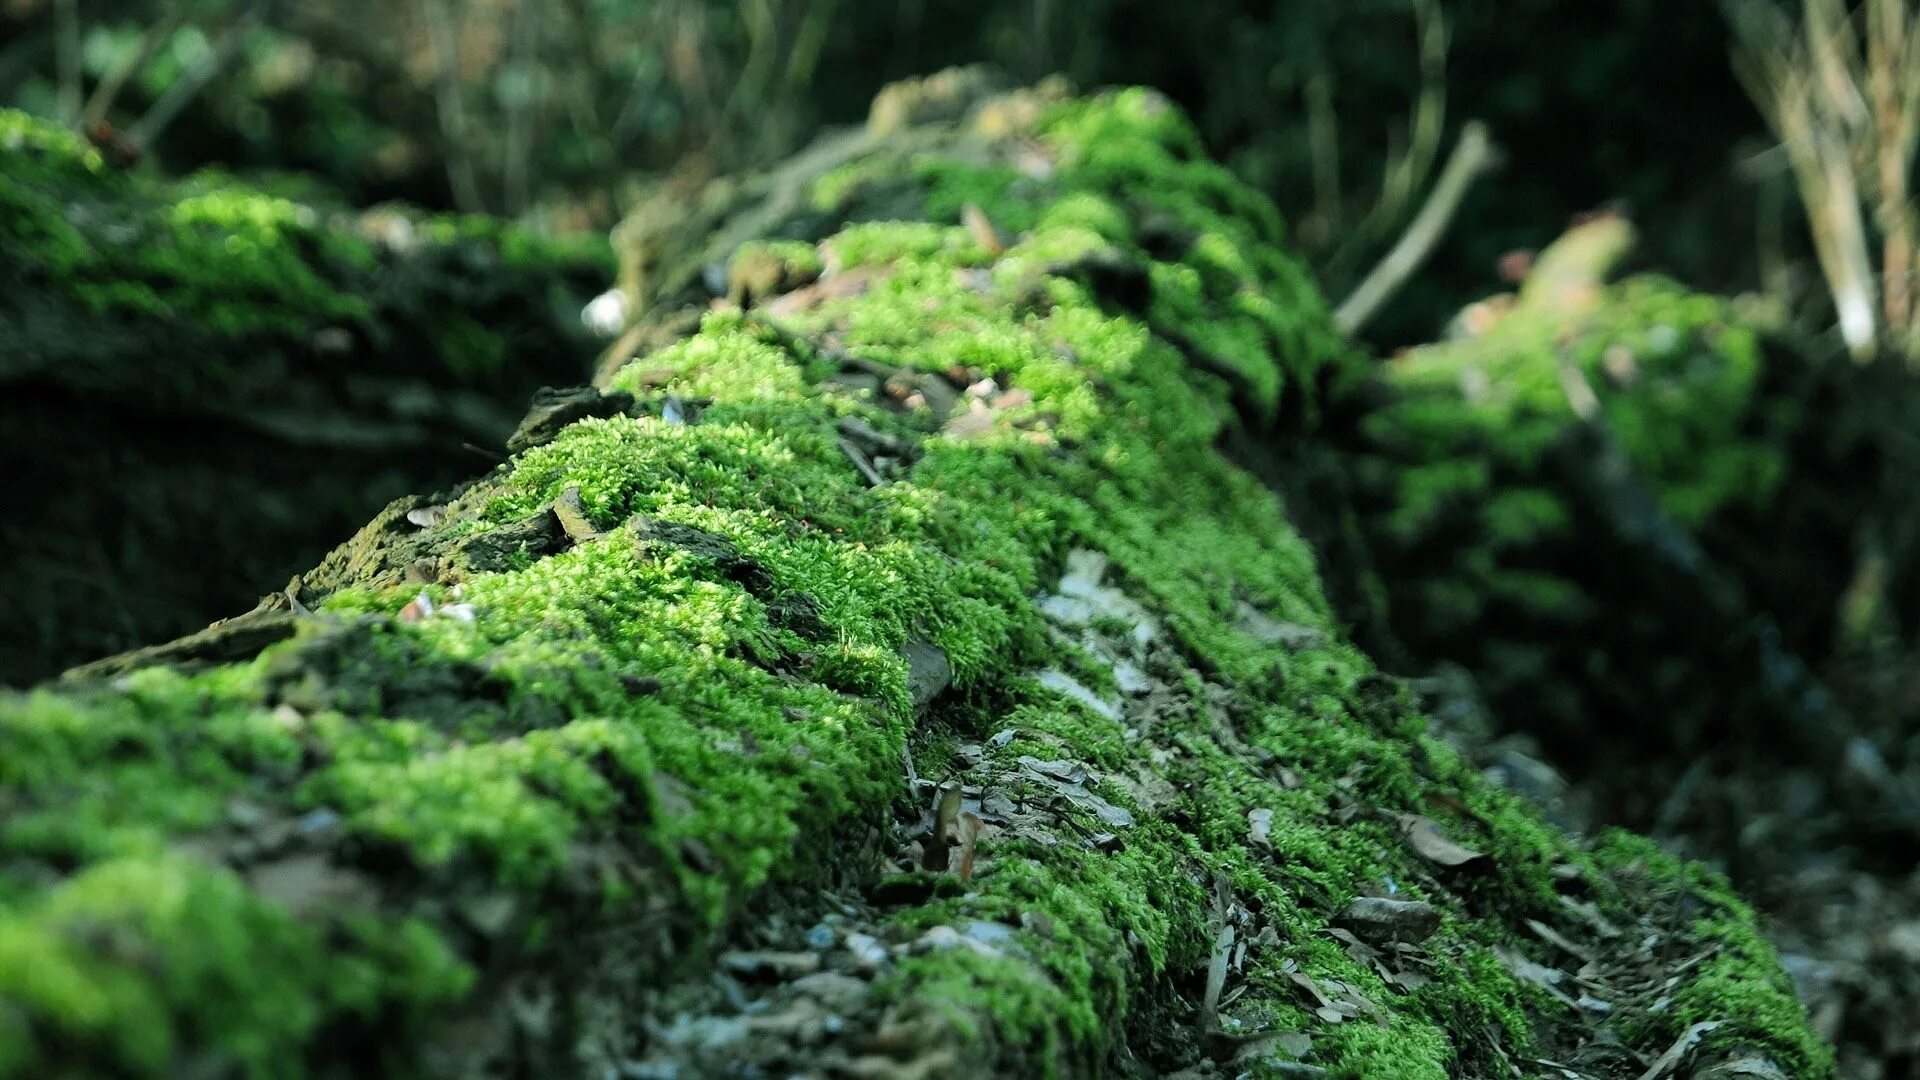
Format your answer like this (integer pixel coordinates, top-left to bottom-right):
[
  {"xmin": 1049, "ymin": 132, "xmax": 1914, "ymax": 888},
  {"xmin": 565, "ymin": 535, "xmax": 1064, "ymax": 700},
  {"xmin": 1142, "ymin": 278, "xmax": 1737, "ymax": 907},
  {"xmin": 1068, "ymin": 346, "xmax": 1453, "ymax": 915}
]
[
  {"xmin": 0, "ymin": 77, "xmax": 1828, "ymax": 1078},
  {"xmin": 0, "ymin": 111, "xmax": 612, "ymax": 685}
]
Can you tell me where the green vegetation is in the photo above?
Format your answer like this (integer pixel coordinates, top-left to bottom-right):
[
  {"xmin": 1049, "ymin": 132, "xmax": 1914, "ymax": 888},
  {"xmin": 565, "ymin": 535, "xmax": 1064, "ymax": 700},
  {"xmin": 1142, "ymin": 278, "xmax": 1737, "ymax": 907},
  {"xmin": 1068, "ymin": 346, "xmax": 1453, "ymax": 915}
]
[
  {"xmin": 1347, "ymin": 230, "xmax": 1876, "ymax": 806},
  {"xmin": 0, "ymin": 81, "xmax": 1826, "ymax": 1077},
  {"xmin": 0, "ymin": 108, "xmax": 613, "ymax": 684}
]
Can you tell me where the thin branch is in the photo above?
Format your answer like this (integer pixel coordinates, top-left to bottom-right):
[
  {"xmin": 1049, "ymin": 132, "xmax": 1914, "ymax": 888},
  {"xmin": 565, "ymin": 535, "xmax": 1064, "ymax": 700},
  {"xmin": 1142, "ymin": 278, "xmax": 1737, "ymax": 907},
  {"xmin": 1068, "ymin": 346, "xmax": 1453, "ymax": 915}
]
[
  {"xmin": 1335, "ymin": 121, "xmax": 1499, "ymax": 336},
  {"xmin": 125, "ymin": 0, "xmax": 271, "ymax": 150},
  {"xmin": 1305, "ymin": 63, "xmax": 1340, "ymax": 245},
  {"xmin": 80, "ymin": 9, "xmax": 185, "ymax": 130},
  {"xmin": 422, "ymin": 0, "xmax": 487, "ymax": 213},
  {"xmin": 501, "ymin": 0, "xmax": 538, "ymax": 215},
  {"xmin": 1322, "ymin": 0, "xmax": 1449, "ymax": 284},
  {"xmin": 53, "ymin": 0, "xmax": 81, "ymax": 126}
]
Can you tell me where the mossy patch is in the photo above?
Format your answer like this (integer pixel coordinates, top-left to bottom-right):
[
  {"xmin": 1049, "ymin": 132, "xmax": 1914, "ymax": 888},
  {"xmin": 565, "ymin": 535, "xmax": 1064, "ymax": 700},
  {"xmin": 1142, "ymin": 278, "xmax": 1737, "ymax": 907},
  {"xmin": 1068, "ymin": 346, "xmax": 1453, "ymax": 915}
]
[
  {"xmin": 0, "ymin": 80, "xmax": 1827, "ymax": 1079},
  {"xmin": 0, "ymin": 109, "xmax": 614, "ymax": 685}
]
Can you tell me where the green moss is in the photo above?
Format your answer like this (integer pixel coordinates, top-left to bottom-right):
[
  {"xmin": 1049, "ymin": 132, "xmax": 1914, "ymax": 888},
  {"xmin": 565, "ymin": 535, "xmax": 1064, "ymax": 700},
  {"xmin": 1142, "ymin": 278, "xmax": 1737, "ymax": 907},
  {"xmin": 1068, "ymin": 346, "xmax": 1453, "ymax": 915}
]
[
  {"xmin": 1352, "ymin": 270, "xmax": 1830, "ymax": 771},
  {"xmin": 1594, "ymin": 833, "xmax": 1833, "ymax": 1076},
  {"xmin": 1372, "ymin": 277, "xmax": 1787, "ymax": 534},
  {"xmin": 0, "ymin": 83, "xmax": 1825, "ymax": 1079},
  {"xmin": 0, "ymin": 109, "xmax": 616, "ymax": 685}
]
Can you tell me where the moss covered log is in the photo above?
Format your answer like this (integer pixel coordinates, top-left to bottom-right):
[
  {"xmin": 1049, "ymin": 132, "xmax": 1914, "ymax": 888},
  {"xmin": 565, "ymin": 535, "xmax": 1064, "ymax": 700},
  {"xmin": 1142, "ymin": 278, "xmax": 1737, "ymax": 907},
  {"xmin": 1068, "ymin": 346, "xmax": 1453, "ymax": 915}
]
[
  {"xmin": 0, "ymin": 112, "xmax": 614, "ymax": 685},
  {"xmin": 1343, "ymin": 217, "xmax": 1905, "ymax": 829},
  {"xmin": 0, "ymin": 79, "xmax": 1828, "ymax": 1078}
]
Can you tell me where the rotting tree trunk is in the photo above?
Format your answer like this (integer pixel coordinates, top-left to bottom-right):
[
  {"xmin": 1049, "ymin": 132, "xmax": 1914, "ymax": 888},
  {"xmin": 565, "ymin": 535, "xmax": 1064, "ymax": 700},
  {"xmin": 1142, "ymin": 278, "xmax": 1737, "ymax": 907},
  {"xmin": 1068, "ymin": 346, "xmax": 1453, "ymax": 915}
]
[
  {"xmin": 0, "ymin": 112, "xmax": 613, "ymax": 685},
  {"xmin": 0, "ymin": 76, "xmax": 1829, "ymax": 1079},
  {"xmin": 1331, "ymin": 216, "xmax": 1920, "ymax": 1078}
]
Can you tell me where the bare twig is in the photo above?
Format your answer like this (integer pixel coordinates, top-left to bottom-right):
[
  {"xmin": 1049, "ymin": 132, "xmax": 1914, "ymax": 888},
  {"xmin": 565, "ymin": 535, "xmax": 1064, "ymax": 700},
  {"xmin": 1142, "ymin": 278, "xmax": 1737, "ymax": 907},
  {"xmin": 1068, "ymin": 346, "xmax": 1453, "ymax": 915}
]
[
  {"xmin": 53, "ymin": 0, "xmax": 81, "ymax": 126},
  {"xmin": 501, "ymin": 0, "xmax": 538, "ymax": 214},
  {"xmin": 80, "ymin": 9, "xmax": 185, "ymax": 130},
  {"xmin": 1321, "ymin": 0, "xmax": 1450, "ymax": 282},
  {"xmin": 1304, "ymin": 64, "xmax": 1340, "ymax": 249},
  {"xmin": 1726, "ymin": 0, "xmax": 1920, "ymax": 361},
  {"xmin": 126, "ymin": 0, "xmax": 272, "ymax": 151},
  {"xmin": 422, "ymin": 0, "xmax": 486, "ymax": 213},
  {"xmin": 1334, "ymin": 121, "xmax": 1499, "ymax": 336}
]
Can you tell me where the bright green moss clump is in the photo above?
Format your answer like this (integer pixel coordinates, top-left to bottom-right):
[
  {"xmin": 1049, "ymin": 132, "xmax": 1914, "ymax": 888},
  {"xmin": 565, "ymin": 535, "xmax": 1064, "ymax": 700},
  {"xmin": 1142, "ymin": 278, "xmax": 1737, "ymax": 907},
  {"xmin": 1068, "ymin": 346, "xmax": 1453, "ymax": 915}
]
[
  {"xmin": 1, "ymin": 110, "xmax": 613, "ymax": 391},
  {"xmin": 0, "ymin": 80, "xmax": 1827, "ymax": 1078}
]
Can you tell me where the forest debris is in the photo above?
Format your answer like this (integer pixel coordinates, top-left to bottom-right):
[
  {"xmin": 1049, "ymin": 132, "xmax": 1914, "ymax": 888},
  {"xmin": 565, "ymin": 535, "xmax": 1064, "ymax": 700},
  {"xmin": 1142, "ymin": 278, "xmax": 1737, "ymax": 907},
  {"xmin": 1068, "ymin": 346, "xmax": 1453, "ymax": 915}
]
[
  {"xmin": 837, "ymin": 415, "xmax": 906, "ymax": 456},
  {"xmin": 1335, "ymin": 897, "xmax": 1442, "ymax": 944},
  {"xmin": 1248, "ymin": 808, "xmax": 1275, "ymax": 848},
  {"xmin": 721, "ymin": 950, "xmax": 823, "ymax": 981},
  {"xmin": 550, "ymin": 485, "xmax": 603, "ymax": 544},
  {"xmin": 248, "ymin": 852, "xmax": 380, "ymax": 919},
  {"xmin": 1035, "ymin": 669, "xmax": 1121, "ymax": 721},
  {"xmin": 1202, "ymin": 1027, "xmax": 1317, "ymax": 1068},
  {"xmin": 1496, "ymin": 945, "xmax": 1579, "ymax": 1009},
  {"xmin": 1286, "ymin": 970, "xmax": 1380, "ymax": 1025},
  {"xmin": 1018, "ymin": 755, "xmax": 1135, "ymax": 828},
  {"xmin": 1526, "ymin": 918, "xmax": 1596, "ymax": 963},
  {"xmin": 1200, "ymin": 922, "xmax": 1236, "ymax": 1033},
  {"xmin": 761, "ymin": 266, "xmax": 876, "ymax": 318},
  {"xmin": 1636, "ymin": 1020, "xmax": 1725, "ymax": 1080},
  {"xmin": 1694, "ymin": 1056, "xmax": 1788, "ymax": 1080},
  {"xmin": 1020, "ymin": 757, "xmax": 1086, "ymax": 783},
  {"xmin": 919, "ymin": 782, "xmax": 982, "ymax": 881},
  {"xmin": 839, "ymin": 436, "xmax": 887, "ymax": 486},
  {"xmin": 1398, "ymin": 814, "xmax": 1490, "ymax": 869},
  {"xmin": 1235, "ymin": 602, "xmax": 1327, "ymax": 650},
  {"xmin": 507, "ymin": 385, "xmax": 636, "ymax": 453},
  {"xmin": 1038, "ymin": 550, "xmax": 1161, "ymax": 647},
  {"xmin": 942, "ymin": 398, "xmax": 997, "ymax": 438},
  {"xmin": 962, "ymin": 202, "xmax": 1005, "ymax": 255}
]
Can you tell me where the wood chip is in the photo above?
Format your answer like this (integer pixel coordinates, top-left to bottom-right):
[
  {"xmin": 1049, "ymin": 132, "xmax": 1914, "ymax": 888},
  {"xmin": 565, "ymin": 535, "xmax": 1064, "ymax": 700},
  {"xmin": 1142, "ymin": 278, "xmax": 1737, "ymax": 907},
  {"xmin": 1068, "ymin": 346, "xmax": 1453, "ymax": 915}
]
[{"xmin": 1336, "ymin": 896, "xmax": 1442, "ymax": 944}]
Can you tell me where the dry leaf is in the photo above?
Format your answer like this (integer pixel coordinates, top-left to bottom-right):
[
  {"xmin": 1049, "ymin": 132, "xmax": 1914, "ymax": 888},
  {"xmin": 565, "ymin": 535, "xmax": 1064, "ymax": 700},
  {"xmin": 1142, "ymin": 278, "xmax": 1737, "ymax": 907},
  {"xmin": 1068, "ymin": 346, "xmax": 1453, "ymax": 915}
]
[
  {"xmin": 1400, "ymin": 814, "xmax": 1491, "ymax": 869},
  {"xmin": 961, "ymin": 202, "xmax": 1005, "ymax": 255}
]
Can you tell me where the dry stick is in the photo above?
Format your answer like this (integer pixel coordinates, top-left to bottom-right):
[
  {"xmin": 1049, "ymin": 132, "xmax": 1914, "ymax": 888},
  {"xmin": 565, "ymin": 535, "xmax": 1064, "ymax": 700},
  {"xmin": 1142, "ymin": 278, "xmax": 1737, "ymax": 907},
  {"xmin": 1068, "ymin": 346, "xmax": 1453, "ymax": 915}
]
[
  {"xmin": 1867, "ymin": 0, "xmax": 1920, "ymax": 356},
  {"xmin": 1816, "ymin": 122, "xmax": 1881, "ymax": 357},
  {"xmin": 125, "ymin": 0, "xmax": 269, "ymax": 150},
  {"xmin": 79, "ymin": 9, "xmax": 184, "ymax": 131},
  {"xmin": 423, "ymin": 0, "xmax": 486, "ymax": 214},
  {"xmin": 783, "ymin": 0, "xmax": 838, "ymax": 91},
  {"xmin": 1378, "ymin": 0, "xmax": 1450, "ymax": 223},
  {"xmin": 1305, "ymin": 64, "xmax": 1341, "ymax": 243},
  {"xmin": 501, "ymin": 0, "xmax": 537, "ymax": 215},
  {"xmin": 1766, "ymin": 52, "xmax": 1878, "ymax": 360},
  {"xmin": 53, "ymin": 0, "xmax": 80, "ymax": 126},
  {"xmin": 1322, "ymin": 0, "xmax": 1449, "ymax": 283},
  {"xmin": 1333, "ymin": 121, "xmax": 1497, "ymax": 337}
]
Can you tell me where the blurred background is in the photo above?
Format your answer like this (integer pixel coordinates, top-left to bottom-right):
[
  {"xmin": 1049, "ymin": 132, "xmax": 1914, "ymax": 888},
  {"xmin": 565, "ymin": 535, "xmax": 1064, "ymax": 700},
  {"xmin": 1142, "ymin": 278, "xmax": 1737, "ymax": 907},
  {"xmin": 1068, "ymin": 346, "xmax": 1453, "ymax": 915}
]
[{"xmin": 0, "ymin": 0, "xmax": 1789, "ymax": 348}]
